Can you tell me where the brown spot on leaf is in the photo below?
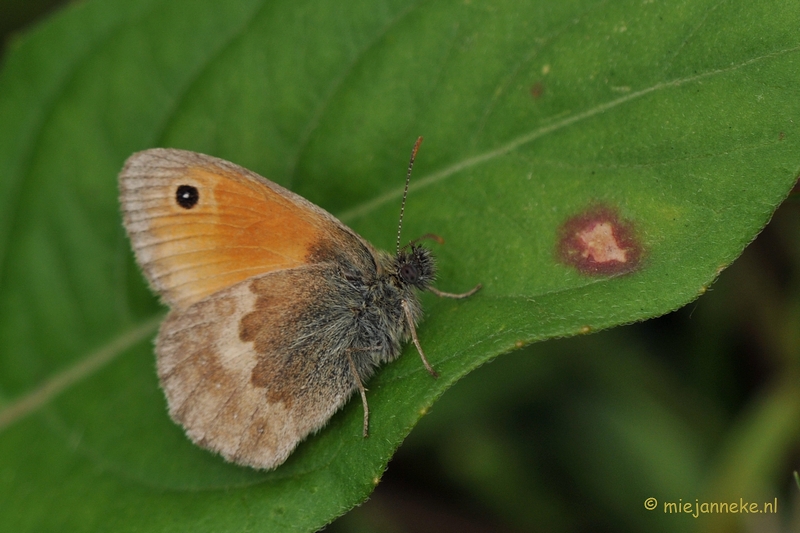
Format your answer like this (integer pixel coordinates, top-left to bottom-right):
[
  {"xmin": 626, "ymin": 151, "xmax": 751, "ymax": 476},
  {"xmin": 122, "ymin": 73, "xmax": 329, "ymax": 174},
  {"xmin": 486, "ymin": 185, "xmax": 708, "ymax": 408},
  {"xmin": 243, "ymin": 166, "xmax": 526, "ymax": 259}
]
[
  {"xmin": 557, "ymin": 205, "xmax": 642, "ymax": 276},
  {"xmin": 530, "ymin": 82, "xmax": 545, "ymax": 99}
]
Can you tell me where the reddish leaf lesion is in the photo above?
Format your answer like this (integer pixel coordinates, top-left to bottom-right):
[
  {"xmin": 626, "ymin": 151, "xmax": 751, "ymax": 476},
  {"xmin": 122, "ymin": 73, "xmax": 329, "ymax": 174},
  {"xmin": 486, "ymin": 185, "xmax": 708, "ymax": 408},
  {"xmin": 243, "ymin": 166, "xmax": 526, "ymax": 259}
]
[{"xmin": 556, "ymin": 204, "xmax": 643, "ymax": 276}]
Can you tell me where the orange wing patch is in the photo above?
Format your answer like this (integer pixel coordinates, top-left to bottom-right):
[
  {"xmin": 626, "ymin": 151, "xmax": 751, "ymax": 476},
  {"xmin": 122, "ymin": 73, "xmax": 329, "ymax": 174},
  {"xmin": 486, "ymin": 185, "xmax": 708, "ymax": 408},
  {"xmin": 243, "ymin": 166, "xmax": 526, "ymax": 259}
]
[{"xmin": 120, "ymin": 149, "xmax": 335, "ymax": 309}]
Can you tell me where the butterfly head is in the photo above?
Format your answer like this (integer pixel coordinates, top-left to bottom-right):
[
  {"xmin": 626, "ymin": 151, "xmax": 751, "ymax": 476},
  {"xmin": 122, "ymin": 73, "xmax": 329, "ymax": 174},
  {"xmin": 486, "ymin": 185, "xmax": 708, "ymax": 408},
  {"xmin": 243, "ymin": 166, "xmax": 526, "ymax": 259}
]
[{"xmin": 394, "ymin": 244, "xmax": 436, "ymax": 292}]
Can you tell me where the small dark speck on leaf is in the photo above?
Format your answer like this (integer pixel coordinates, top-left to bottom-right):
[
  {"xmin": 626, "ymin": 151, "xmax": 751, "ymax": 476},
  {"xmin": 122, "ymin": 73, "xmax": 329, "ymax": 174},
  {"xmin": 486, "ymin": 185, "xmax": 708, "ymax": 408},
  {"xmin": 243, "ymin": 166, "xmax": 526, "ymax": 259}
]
[{"xmin": 530, "ymin": 82, "xmax": 544, "ymax": 99}]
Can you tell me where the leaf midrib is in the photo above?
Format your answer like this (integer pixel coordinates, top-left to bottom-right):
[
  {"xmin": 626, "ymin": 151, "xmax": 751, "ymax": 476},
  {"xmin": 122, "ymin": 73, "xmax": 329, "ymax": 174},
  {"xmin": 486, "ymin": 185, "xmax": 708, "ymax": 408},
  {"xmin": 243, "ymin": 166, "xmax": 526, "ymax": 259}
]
[
  {"xmin": 339, "ymin": 43, "xmax": 800, "ymax": 224},
  {"xmin": 0, "ymin": 315, "xmax": 163, "ymax": 433}
]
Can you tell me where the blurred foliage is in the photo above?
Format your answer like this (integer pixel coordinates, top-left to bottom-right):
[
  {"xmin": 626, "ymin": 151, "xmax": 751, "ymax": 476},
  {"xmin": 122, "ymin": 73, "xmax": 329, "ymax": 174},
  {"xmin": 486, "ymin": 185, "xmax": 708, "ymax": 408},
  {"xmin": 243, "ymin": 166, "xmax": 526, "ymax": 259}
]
[{"xmin": 0, "ymin": 0, "xmax": 66, "ymax": 56}]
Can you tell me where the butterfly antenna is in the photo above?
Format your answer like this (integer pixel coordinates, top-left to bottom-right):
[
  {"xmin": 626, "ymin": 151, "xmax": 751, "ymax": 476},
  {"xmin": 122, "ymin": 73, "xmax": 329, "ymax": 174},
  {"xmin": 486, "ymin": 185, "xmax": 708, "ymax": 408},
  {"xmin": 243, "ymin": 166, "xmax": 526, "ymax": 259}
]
[{"xmin": 396, "ymin": 136, "xmax": 423, "ymax": 255}]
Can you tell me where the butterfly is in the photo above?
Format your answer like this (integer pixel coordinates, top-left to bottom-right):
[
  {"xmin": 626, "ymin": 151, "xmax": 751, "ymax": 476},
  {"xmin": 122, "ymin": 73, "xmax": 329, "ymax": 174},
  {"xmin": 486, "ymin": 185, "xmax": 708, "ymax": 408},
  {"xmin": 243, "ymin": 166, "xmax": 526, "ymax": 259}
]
[{"xmin": 119, "ymin": 138, "xmax": 480, "ymax": 469}]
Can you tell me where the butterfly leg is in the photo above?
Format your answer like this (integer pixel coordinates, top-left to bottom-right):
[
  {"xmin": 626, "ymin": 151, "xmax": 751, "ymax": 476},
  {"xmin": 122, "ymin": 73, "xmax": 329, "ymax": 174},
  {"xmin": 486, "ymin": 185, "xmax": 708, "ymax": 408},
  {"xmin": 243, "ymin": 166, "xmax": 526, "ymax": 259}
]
[
  {"xmin": 401, "ymin": 299, "xmax": 439, "ymax": 379},
  {"xmin": 429, "ymin": 283, "xmax": 482, "ymax": 299},
  {"xmin": 345, "ymin": 350, "xmax": 370, "ymax": 438}
]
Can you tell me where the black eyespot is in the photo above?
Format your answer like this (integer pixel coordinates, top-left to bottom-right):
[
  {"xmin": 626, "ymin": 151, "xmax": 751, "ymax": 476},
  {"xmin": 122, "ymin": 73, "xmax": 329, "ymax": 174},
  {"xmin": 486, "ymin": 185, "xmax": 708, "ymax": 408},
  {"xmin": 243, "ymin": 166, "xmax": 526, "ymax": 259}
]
[
  {"xmin": 399, "ymin": 263, "xmax": 419, "ymax": 283},
  {"xmin": 175, "ymin": 185, "xmax": 199, "ymax": 209}
]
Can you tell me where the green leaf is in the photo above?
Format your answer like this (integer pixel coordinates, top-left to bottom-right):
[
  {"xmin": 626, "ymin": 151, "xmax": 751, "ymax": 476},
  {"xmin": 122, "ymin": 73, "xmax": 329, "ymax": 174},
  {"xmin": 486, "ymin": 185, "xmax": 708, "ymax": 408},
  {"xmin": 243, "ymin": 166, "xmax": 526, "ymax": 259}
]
[{"xmin": 1, "ymin": 0, "xmax": 798, "ymax": 531}]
